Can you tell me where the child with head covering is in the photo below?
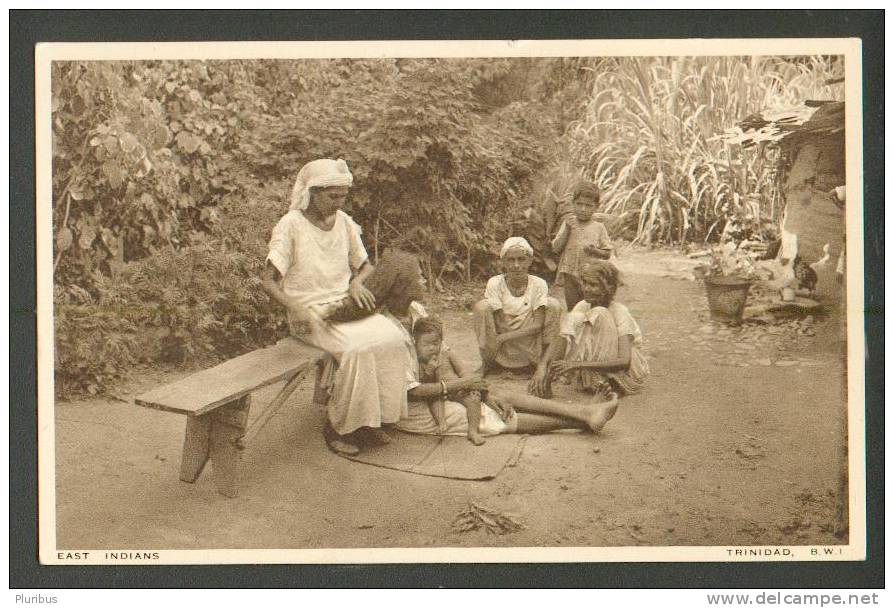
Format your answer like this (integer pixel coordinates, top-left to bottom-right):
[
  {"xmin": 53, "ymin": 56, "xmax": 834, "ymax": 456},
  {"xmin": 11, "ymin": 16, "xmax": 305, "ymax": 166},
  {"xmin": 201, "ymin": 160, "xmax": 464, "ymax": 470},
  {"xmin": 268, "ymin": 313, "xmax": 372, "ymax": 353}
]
[
  {"xmin": 472, "ymin": 237, "xmax": 564, "ymax": 376},
  {"xmin": 528, "ymin": 247, "xmax": 649, "ymax": 399},
  {"xmin": 551, "ymin": 180, "xmax": 614, "ymax": 310}
]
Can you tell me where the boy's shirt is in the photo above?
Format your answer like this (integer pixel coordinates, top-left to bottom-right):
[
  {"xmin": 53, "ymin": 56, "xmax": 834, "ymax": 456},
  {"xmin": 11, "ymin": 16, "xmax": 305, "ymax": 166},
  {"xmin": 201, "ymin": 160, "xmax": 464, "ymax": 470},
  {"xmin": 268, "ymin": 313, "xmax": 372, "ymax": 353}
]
[{"xmin": 553, "ymin": 218, "xmax": 613, "ymax": 276}]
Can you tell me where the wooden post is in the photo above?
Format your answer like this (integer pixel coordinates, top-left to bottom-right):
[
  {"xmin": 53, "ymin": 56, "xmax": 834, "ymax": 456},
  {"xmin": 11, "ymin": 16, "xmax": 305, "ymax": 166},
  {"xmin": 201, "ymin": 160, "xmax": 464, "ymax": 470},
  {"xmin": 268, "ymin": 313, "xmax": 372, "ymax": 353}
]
[
  {"xmin": 179, "ymin": 415, "xmax": 212, "ymax": 483},
  {"xmin": 208, "ymin": 395, "xmax": 251, "ymax": 498}
]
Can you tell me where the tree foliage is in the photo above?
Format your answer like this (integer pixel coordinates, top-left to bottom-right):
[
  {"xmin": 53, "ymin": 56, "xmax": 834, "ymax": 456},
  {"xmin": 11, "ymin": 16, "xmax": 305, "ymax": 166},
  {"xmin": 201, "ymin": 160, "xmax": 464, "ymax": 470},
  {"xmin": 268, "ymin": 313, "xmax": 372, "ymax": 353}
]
[
  {"xmin": 51, "ymin": 60, "xmax": 267, "ymax": 286},
  {"xmin": 53, "ymin": 55, "xmax": 842, "ymax": 396},
  {"xmin": 52, "ymin": 58, "xmax": 561, "ymax": 395},
  {"xmin": 248, "ymin": 58, "xmax": 556, "ymax": 282}
]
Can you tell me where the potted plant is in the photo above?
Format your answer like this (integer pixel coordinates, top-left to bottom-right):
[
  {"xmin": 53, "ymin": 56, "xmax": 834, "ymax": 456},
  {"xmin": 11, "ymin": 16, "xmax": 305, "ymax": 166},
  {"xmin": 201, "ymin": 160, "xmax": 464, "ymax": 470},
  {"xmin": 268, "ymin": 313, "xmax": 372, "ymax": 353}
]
[{"xmin": 694, "ymin": 242, "xmax": 759, "ymax": 325}]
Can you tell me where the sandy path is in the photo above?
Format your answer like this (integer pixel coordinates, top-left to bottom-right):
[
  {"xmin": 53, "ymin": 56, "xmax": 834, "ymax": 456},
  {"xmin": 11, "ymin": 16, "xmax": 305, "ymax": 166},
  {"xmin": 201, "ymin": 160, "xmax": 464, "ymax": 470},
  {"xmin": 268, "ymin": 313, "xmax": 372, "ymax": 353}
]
[{"xmin": 54, "ymin": 250, "xmax": 848, "ymax": 549}]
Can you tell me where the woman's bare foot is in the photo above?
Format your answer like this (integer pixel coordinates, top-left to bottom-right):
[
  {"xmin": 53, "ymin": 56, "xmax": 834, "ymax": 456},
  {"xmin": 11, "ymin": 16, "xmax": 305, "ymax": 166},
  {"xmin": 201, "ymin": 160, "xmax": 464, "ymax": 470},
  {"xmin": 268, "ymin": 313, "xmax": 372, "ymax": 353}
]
[
  {"xmin": 586, "ymin": 392, "xmax": 619, "ymax": 434},
  {"xmin": 467, "ymin": 431, "xmax": 486, "ymax": 446},
  {"xmin": 356, "ymin": 426, "xmax": 391, "ymax": 447},
  {"xmin": 323, "ymin": 422, "xmax": 361, "ymax": 456}
]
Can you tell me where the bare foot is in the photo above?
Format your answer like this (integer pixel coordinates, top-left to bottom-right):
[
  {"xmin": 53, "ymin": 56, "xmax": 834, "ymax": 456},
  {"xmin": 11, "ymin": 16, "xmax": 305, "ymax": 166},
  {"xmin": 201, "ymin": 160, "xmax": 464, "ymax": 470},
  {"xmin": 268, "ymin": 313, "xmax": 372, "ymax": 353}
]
[
  {"xmin": 586, "ymin": 392, "xmax": 619, "ymax": 434},
  {"xmin": 467, "ymin": 431, "xmax": 486, "ymax": 446},
  {"xmin": 324, "ymin": 423, "xmax": 361, "ymax": 456},
  {"xmin": 357, "ymin": 426, "xmax": 391, "ymax": 447}
]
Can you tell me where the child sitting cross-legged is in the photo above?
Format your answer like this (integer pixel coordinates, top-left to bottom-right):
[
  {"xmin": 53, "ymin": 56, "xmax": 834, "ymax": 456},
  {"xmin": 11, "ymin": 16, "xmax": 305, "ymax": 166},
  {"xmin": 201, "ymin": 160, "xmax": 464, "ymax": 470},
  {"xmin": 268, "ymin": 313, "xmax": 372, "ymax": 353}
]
[
  {"xmin": 396, "ymin": 316, "xmax": 620, "ymax": 443},
  {"xmin": 472, "ymin": 237, "xmax": 563, "ymax": 377},
  {"xmin": 528, "ymin": 247, "xmax": 650, "ymax": 399}
]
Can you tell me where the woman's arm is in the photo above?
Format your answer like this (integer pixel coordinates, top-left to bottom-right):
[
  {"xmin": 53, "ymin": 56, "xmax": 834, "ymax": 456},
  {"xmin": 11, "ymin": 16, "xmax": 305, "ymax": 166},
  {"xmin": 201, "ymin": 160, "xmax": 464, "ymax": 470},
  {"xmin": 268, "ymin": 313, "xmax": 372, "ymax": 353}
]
[
  {"xmin": 527, "ymin": 334, "xmax": 568, "ymax": 397},
  {"xmin": 552, "ymin": 334, "xmax": 633, "ymax": 375},
  {"xmin": 349, "ymin": 260, "xmax": 376, "ymax": 310},
  {"xmin": 261, "ymin": 261, "xmax": 309, "ymax": 319}
]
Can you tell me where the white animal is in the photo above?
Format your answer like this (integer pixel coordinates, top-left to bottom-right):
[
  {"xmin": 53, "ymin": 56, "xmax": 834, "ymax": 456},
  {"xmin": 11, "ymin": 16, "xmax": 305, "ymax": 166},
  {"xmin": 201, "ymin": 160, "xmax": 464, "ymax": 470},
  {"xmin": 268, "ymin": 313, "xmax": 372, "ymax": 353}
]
[{"xmin": 810, "ymin": 243, "xmax": 832, "ymax": 272}]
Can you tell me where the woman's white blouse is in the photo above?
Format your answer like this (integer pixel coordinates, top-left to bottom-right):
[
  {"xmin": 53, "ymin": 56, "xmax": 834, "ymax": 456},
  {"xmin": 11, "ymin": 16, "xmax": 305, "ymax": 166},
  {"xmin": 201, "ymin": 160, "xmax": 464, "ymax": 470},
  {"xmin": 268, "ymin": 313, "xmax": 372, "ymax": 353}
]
[{"xmin": 266, "ymin": 209, "xmax": 368, "ymax": 308}]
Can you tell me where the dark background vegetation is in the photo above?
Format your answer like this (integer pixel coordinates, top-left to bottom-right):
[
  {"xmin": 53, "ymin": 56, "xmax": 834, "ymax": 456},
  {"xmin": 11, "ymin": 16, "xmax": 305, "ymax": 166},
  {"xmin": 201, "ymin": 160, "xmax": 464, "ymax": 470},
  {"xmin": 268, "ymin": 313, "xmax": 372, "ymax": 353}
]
[
  {"xmin": 52, "ymin": 54, "xmax": 843, "ymax": 396},
  {"xmin": 12, "ymin": 9, "xmax": 883, "ymax": 590}
]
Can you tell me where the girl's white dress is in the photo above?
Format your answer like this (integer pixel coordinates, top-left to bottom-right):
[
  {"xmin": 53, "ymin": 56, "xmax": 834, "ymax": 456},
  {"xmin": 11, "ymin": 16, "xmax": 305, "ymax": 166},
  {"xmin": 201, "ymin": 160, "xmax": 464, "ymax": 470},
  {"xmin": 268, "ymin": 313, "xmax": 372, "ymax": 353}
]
[{"xmin": 267, "ymin": 209, "xmax": 409, "ymax": 435}]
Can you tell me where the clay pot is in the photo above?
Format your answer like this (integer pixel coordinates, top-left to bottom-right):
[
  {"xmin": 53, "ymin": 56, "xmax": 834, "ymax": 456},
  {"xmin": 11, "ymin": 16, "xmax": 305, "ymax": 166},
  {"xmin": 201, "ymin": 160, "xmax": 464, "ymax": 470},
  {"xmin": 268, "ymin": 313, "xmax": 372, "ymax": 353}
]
[{"xmin": 703, "ymin": 276, "xmax": 753, "ymax": 325}]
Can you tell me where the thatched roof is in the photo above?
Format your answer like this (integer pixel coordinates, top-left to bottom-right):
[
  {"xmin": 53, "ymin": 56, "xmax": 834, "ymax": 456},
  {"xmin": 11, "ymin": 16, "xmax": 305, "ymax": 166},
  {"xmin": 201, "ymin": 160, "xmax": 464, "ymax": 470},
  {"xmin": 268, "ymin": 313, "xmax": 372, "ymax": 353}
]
[{"xmin": 721, "ymin": 101, "xmax": 844, "ymax": 149}]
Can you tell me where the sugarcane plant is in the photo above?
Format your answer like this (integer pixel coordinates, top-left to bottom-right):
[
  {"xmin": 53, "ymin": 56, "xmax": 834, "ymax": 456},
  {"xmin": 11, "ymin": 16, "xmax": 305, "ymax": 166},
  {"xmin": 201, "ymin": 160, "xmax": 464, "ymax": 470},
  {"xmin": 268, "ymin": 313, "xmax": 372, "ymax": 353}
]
[{"xmin": 561, "ymin": 55, "xmax": 843, "ymax": 245}]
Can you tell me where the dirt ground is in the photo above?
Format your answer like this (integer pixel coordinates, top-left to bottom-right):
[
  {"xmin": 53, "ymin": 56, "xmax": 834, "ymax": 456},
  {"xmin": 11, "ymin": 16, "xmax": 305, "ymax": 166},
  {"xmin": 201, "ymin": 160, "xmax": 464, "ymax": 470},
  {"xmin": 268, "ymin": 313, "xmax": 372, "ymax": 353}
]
[{"xmin": 54, "ymin": 248, "xmax": 849, "ymax": 550}]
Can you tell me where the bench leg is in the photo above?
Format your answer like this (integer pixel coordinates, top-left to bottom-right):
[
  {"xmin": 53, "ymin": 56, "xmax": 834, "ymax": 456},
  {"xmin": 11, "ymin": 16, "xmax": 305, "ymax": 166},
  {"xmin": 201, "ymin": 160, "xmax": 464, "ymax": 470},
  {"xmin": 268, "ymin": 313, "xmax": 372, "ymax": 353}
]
[
  {"xmin": 209, "ymin": 395, "xmax": 252, "ymax": 498},
  {"xmin": 180, "ymin": 415, "xmax": 211, "ymax": 483}
]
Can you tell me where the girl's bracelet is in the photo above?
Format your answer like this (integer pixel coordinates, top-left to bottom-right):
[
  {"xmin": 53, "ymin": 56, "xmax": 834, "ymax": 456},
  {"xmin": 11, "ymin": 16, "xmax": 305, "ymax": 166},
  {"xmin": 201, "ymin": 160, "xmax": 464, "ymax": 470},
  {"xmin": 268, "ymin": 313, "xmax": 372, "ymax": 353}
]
[{"xmin": 440, "ymin": 380, "xmax": 448, "ymax": 399}]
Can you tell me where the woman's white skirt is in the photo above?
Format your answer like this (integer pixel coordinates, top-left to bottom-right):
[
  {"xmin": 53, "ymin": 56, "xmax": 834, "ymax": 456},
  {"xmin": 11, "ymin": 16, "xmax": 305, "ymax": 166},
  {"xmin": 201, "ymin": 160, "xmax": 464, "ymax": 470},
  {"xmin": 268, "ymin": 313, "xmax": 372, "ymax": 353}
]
[{"xmin": 298, "ymin": 313, "xmax": 409, "ymax": 435}]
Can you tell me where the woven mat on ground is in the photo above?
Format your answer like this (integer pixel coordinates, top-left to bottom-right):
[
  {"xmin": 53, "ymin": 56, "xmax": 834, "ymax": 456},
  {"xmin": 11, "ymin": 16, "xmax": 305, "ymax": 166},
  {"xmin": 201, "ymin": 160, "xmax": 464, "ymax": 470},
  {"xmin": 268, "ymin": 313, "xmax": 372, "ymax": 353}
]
[{"xmin": 341, "ymin": 430, "xmax": 527, "ymax": 480}]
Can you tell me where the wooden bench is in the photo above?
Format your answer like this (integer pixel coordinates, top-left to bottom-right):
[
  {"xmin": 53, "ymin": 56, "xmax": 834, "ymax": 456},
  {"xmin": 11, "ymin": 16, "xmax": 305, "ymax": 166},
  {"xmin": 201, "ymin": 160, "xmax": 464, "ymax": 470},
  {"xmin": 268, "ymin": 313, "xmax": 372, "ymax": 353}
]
[{"xmin": 135, "ymin": 337, "xmax": 323, "ymax": 498}]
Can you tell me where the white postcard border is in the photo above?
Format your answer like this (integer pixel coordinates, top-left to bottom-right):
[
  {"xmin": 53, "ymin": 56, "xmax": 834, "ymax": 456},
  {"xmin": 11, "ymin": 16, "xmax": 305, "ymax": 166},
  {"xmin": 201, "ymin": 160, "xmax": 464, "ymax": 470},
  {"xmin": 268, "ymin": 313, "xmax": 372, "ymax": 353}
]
[{"xmin": 35, "ymin": 37, "xmax": 867, "ymax": 565}]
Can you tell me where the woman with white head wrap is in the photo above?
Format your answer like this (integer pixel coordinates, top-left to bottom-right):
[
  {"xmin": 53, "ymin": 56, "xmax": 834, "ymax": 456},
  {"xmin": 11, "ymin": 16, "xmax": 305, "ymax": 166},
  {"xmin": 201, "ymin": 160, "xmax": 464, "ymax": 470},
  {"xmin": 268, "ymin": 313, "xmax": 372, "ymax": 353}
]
[
  {"xmin": 289, "ymin": 158, "xmax": 354, "ymax": 212},
  {"xmin": 472, "ymin": 236, "xmax": 563, "ymax": 376},
  {"xmin": 262, "ymin": 158, "xmax": 411, "ymax": 455}
]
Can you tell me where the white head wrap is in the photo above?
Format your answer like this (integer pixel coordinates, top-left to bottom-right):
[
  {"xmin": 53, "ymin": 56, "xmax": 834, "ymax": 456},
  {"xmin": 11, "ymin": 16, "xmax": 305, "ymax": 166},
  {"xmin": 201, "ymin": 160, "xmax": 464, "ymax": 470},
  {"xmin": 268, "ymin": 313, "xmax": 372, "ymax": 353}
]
[
  {"xmin": 289, "ymin": 158, "xmax": 354, "ymax": 211},
  {"xmin": 500, "ymin": 236, "xmax": 534, "ymax": 258}
]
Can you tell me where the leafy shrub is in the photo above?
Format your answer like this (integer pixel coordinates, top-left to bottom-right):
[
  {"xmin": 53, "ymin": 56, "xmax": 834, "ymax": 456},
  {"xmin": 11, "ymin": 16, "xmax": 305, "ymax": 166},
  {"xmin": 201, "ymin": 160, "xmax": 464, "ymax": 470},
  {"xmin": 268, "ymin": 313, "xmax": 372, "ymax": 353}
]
[
  {"xmin": 54, "ymin": 284, "xmax": 146, "ymax": 396},
  {"xmin": 51, "ymin": 60, "xmax": 264, "ymax": 291},
  {"xmin": 54, "ymin": 236, "xmax": 282, "ymax": 397},
  {"xmin": 51, "ymin": 57, "xmax": 579, "ymax": 395},
  {"xmin": 247, "ymin": 58, "xmax": 556, "ymax": 283}
]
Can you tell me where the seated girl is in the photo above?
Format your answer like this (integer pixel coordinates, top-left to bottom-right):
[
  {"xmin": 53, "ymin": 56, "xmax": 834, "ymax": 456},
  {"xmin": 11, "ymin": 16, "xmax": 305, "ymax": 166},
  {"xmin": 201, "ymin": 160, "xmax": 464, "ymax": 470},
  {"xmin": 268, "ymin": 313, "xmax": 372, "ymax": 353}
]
[
  {"xmin": 473, "ymin": 237, "xmax": 563, "ymax": 376},
  {"xmin": 397, "ymin": 316, "xmax": 620, "ymax": 442},
  {"xmin": 528, "ymin": 248, "xmax": 649, "ymax": 399}
]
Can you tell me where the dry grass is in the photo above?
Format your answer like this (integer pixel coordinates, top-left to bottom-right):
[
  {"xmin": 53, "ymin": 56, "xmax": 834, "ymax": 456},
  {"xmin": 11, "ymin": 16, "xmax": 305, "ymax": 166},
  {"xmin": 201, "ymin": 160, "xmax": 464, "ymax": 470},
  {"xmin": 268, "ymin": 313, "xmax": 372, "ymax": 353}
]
[{"xmin": 453, "ymin": 502, "xmax": 525, "ymax": 535}]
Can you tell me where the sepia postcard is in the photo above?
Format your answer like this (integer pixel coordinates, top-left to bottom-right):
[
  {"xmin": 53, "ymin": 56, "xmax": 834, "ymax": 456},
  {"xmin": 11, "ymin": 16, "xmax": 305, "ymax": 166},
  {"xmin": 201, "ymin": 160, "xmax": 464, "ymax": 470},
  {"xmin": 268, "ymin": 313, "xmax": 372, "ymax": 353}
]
[{"xmin": 36, "ymin": 38, "xmax": 867, "ymax": 566}]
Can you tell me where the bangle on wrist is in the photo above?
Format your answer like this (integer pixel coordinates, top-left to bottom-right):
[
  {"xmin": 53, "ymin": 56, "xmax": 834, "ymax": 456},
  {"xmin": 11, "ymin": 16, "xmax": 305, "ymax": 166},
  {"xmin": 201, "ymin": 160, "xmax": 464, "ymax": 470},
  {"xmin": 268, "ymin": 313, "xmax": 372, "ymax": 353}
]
[{"xmin": 440, "ymin": 380, "xmax": 448, "ymax": 398}]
